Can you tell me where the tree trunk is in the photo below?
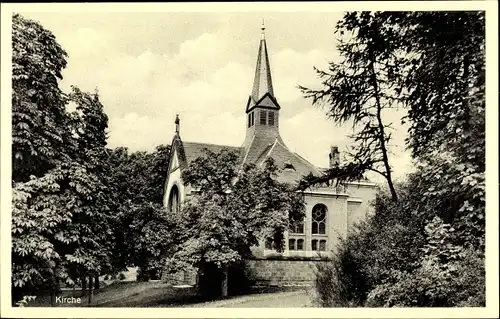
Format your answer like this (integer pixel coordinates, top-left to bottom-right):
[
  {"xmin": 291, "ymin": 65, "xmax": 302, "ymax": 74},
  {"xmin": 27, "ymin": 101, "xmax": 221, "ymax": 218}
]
[
  {"xmin": 94, "ymin": 275, "xmax": 100, "ymax": 291},
  {"xmin": 88, "ymin": 275, "xmax": 93, "ymax": 304},
  {"xmin": 369, "ymin": 49, "xmax": 398, "ymax": 202},
  {"xmin": 81, "ymin": 276, "xmax": 87, "ymax": 297},
  {"xmin": 72, "ymin": 283, "xmax": 76, "ymax": 298},
  {"xmin": 221, "ymin": 266, "xmax": 229, "ymax": 298},
  {"xmin": 50, "ymin": 288, "xmax": 56, "ymax": 307}
]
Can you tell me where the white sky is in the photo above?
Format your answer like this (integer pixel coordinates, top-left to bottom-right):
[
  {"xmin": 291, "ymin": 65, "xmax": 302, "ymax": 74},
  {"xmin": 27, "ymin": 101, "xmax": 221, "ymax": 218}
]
[{"xmin": 20, "ymin": 11, "xmax": 413, "ymax": 182}]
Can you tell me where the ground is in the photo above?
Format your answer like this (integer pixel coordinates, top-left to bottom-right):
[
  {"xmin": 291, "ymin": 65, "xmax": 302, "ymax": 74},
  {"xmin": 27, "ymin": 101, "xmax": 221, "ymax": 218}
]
[
  {"xmin": 27, "ymin": 281, "xmax": 314, "ymax": 308},
  {"xmin": 191, "ymin": 290, "xmax": 313, "ymax": 308}
]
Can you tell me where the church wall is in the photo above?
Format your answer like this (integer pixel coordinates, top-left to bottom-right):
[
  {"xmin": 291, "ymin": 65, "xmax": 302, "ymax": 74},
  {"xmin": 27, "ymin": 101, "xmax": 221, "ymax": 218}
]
[
  {"xmin": 303, "ymin": 193, "xmax": 348, "ymax": 252},
  {"xmin": 163, "ymin": 150, "xmax": 186, "ymax": 208},
  {"xmin": 245, "ymin": 259, "xmax": 329, "ymax": 286},
  {"xmin": 345, "ymin": 182, "xmax": 378, "ymax": 229}
]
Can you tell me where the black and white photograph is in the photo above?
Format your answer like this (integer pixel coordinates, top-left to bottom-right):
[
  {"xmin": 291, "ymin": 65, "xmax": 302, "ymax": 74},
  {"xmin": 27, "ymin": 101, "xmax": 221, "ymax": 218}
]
[{"xmin": 0, "ymin": 1, "xmax": 498, "ymax": 318}]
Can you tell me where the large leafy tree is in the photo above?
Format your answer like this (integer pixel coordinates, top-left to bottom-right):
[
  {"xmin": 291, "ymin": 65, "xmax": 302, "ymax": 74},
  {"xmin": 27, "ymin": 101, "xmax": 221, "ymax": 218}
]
[
  {"xmin": 165, "ymin": 149, "xmax": 305, "ymax": 297},
  {"xmin": 312, "ymin": 11, "xmax": 485, "ymax": 307},
  {"xmin": 12, "ymin": 87, "xmax": 116, "ymax": 305},
  {"xmin": 106, "ymin": 144, "xmax": 172, "ymax": 280},
  {"xmin": 11, "ymin": 14, "xmax": 120, "ymax": 305},
  {"xmin": 12, "ymin": 13, "xmax": 74, "ymax": 183}
]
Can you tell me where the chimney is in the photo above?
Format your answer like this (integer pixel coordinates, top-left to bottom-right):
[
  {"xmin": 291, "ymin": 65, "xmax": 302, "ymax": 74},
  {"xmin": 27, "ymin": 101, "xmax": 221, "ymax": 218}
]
[{"xmin": 329, "ymin": 146, "xmax": 340, "ymax": 168}]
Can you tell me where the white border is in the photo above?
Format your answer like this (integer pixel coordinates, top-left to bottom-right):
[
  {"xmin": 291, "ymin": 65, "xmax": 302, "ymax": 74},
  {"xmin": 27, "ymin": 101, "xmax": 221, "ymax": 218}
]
[{"xmin": 1, "ymin": 1, "xmax": 498, "ymax": 318}]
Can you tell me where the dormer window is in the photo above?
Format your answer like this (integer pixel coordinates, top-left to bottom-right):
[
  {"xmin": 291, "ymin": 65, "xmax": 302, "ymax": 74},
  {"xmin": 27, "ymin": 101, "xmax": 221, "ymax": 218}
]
[
  {"xmin": 268, "ymin": 111, "xmax": 275, "ymax": 126},
  {"xmin": 284, "ymin": 161, "xmax": 295, "ymax": 171},
  {"xmin": 260, "ymin": 110, "xmax": 267, "ymax": 125}
]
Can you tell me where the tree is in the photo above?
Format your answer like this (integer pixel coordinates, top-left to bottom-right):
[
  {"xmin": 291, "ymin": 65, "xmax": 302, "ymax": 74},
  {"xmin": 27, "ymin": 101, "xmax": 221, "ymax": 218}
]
[
  {"xmin": 12, "ymin": 13, "xmax": 74, "ymax": 183},
  {"xmin": 11, "ymin": 16, "xmax": 118, "ymax": 299},
  {"xmin": 395, "ymin": 11, "xmax": 485, "ymax": 251},
  {"xmin": 312, "ymin": 11, "xmax": 485, "ymax": 307},
  {"xmin": 299, "ymin": 11, "xmax": 408, "ymax": 201},
  {"xmin": 165, "ymin": 149, "xmax": 305, "ymax": 297},
  {"xmin": 106, "ymin": 145, "xmax": 172, "ymax": 280}
]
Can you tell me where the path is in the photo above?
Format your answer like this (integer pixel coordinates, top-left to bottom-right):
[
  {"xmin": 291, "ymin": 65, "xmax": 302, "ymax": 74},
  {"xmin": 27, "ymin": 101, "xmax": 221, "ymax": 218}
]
[{"xmin": 189, "ymin": 290, "xmax": 315, "ymax": 308}]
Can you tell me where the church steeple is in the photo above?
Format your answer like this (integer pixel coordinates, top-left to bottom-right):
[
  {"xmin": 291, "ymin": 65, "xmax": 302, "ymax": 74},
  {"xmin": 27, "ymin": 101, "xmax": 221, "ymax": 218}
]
[
  {"xmin": 246, "ymin": 21, "xmax": 280, "ymax": 112},
  {"xmin": 242, "ymin": 22, "xmax": 283, "ymax": 157}
]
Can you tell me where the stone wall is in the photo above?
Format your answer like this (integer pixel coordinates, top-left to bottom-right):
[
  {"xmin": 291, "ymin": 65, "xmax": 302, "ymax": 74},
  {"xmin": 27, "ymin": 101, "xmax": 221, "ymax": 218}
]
[{"xmin": 245, "ymin": 258, "xmax": 329, "ymax": 287}]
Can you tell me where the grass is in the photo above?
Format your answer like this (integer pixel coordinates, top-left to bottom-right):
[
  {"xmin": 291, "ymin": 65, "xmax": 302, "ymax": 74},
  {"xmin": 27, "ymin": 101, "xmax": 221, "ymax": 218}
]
[
  {"xmin": 27, "ymin": 281, "xmax": 203, "ymax": 307},
  {"xmin": 26, "ymin": 281, "xmax": 304, "ymax": 308}
]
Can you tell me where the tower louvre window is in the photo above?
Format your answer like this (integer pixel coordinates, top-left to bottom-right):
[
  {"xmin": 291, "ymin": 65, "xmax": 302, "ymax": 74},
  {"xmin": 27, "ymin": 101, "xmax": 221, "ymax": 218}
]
[
  {"xmin": 248, "ymin": 112, "xmax": 255, "ymax": 127},
  {"xmin": 260, "ymin": 110, "xmax": 267, "ymax": 125},
  {"xmin": 268, "ymin": 111, "xmax": 275, "ymax": 126}
]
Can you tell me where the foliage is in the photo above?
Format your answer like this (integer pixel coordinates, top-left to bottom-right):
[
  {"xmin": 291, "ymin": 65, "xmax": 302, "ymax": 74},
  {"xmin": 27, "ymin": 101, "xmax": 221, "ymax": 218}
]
[
  {"xmin": 312, "ymin": 11, "xmax": 485, "ymax": 308},
  {"xmin": 12, "ymin": 162, "xmax": 114, "ymax": 301},
  {"xmin": 298, "ymin": 11, "xmax": 407, "ymax": 201},
  {"xmin": 165, "ymin": 149, "xmax": 305, "ymax": 295},
  {"xmin": 11, "ymin": 14, "xmax": 122, "ymax": 303},
  {"xmin": 12, "ymin": 13, "xmax": 74, "ymax": 183},
  {"xmin": 106, "ymin": 145, "xmax": 171, "ymax": 279},
  {"xmin": 15, "ymin": 295, "xmax": 37, "ymax": 307}
]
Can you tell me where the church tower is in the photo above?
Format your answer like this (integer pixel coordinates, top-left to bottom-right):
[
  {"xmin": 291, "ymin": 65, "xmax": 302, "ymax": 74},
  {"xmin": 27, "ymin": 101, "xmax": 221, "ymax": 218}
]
[{"xmin": 242, "ymin": 22, "xmax": 286, "ymax": 163}]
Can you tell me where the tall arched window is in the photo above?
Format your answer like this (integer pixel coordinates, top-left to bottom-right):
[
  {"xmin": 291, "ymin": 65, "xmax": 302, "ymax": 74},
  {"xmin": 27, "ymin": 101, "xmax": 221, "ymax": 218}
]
[
  {"xmin": 168, "ymin": 185, "xmax": 180, "ymax": 213},
  {"xmin": 312, "ymin": 204, "xmax": 327, "ymax": 235}
]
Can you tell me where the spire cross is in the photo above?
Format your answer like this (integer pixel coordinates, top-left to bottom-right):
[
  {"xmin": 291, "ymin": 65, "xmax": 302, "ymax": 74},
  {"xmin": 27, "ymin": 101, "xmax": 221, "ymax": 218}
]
[
  {"xmin": 261, "ymin": 19, "xmax": 265, "ymax": 40},
  {"xmin": 175, "ymin": 114, "xmax": 180, "ymax": 135}
]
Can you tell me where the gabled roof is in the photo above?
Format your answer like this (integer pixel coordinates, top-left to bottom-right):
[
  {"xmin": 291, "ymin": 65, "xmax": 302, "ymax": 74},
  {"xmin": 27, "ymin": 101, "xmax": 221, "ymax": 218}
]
[
  {"xmin": 170, "ymin": 135, "xmax": 321, "ymax": 186},
  {"xmin": 246, "ymin": 92, "xmax": 280, "ymax": 113},
  {"xmin": 252, "ymin": 138, "xmax": 322, "ymax": 184},
  {"xmin": 182, "ymin": 141, "xmax": 243, "ymax": 164}
]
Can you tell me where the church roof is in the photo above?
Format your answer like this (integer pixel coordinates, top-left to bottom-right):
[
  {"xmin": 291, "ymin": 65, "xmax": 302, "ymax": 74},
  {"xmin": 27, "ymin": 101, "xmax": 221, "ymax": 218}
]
[
  {"xmin": 175, "ymin": 138, "xmax": 320, "ymax": 185},
  {"xmin": 182, "ymin": 141, "xmax": 243, "ymax": 164},
  {"xmin": 246, "ymin": 138, "xmax": 322, "ymax": 184}
]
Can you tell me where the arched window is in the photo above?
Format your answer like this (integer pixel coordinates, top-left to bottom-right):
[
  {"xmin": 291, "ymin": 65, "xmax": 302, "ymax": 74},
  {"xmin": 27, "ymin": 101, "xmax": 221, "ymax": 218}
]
[
  {"xmin": 289, "ymin": 238, "xmax": 296, "ymax": 250},
  {"xmin": 297, "ymin": 239, "xmax": 304, "ymax": 250},
  {"xmin": 290, "ymin": 216, "xmax": 304, "ymax": 234},
  {"xmin": 319, "ymin": 240, "xmax": 327, "ymax": 251},
  {"xmin": 312, "ymin": 204, "xmax": 327, "ymax": 235},
  {"xmin": 312, "ymin": 239, "xmax": 327, "ymax": 251},
  {"xmin": 168, "ymin": 185, "xmax": 180, "ymax": 213},
  {"xmin": 312, "ymin": 239, "xmax": 318, "ymax": 251}
]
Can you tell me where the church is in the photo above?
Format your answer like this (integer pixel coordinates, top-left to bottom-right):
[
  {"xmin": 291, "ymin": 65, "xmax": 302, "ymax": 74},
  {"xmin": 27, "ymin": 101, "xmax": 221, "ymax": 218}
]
[{"xmin": 162, "ymin": 25, "xmax": 378, "ymax": 286}]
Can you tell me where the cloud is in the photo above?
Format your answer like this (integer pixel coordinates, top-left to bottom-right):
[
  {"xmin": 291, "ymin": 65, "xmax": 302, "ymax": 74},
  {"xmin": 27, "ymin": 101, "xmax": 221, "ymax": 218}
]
[{"xmin": 42, "ymin": 20, "xmax": 412, "ymax": 179}]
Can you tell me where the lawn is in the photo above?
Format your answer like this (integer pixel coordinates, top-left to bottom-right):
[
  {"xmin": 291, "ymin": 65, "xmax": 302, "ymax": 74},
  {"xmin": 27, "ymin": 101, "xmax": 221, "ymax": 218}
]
[
  {"xmin": 26, "ymin": 281, "xmax": 305, "ymax": 307},
  {"xmin": 27, "ymin": 281, "xmax": 204, "ymax": 307}
]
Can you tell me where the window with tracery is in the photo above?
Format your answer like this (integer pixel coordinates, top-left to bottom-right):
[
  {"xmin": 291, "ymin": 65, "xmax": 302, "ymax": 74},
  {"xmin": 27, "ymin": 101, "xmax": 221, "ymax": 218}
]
[{"xmin": 312, "ymin": 204, "xmax": 327, "ymax": 235}]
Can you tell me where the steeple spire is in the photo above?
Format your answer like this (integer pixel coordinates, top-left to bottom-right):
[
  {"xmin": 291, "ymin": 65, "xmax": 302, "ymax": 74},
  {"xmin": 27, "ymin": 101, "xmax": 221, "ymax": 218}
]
[{"xmin": 251, "ymin": 21, "xmax": 274, "ymax": 104}]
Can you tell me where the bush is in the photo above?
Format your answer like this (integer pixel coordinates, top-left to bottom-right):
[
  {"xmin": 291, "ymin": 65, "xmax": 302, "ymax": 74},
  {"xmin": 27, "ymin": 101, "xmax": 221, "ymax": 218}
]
[{"xmin": 313, "ymin": 178, "xmax": 485, "ymax": 307}]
